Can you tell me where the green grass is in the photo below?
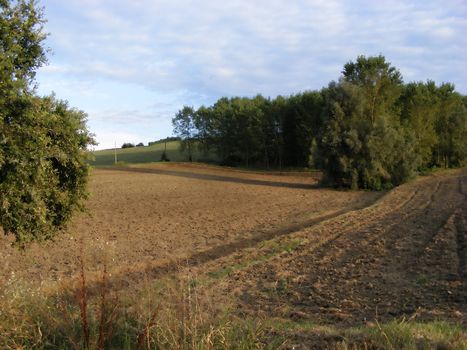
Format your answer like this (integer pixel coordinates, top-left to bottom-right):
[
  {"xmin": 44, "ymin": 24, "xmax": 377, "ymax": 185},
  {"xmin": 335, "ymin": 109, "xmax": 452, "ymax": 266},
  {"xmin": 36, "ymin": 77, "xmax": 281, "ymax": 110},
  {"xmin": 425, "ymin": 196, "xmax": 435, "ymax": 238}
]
[
  {"xmin": 341, "ymin": 319, "xmax": 467, "ymax": 350},
  {"xmin": 208, "ymin": 239, "xmax": 303, "ymax": 280},
  {"xmin": 265, "ymin": 318, "xmax": 318, "ymax": 332},
  {"xmin": 261, "ymin": 318, "xmax": 466, "ymax": 350},
  {"xmin": 89, "ymin": 141, "xmax": 219, "ymax": 167}
]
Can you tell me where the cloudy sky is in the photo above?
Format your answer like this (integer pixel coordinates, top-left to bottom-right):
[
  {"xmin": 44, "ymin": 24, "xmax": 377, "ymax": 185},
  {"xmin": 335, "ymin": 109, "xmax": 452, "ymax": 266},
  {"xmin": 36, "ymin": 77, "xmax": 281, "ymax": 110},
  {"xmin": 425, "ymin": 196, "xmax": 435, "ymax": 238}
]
[{"xmin": 35, "ymin": 0, "xmax": 467, "ymax": 150}]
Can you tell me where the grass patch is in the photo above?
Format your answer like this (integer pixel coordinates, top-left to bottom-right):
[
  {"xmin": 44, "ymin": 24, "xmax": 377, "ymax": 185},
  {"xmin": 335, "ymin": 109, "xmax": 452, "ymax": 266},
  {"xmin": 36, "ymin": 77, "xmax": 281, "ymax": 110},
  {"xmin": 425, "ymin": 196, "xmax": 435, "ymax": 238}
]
[
  {"xmin": 415, "ymin": 275, "xmax": 430, "ymax": 285},
  {"xmin": 0, "ymin": 275, "xmax": 265, "ymax": 349},
  {"xmin": 259, "ymin": 318, "xmax": 466, "ymax": 349},
  {"xmin": 339, "ymin": 319, "xmax": 467, "ymax": 350},
  {"xmin": 1, "ymin": 276, "xmax": 465, "ymax": 349},
  {"xmin": 207, "ymin": 239, "xmax": 303, "ymax": 280},
  {"xmin": 265, "ymin": 318, "xmax": 318, "ymax": 332}
]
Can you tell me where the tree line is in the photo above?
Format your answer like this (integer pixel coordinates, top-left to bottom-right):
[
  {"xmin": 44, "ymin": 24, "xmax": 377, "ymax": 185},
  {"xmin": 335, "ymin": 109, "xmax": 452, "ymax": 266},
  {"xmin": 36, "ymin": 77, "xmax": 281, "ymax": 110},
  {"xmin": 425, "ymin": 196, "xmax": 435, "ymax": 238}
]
[{"xmin": 173, "ymin": 55, "xmax": 466, "ymax": 190}]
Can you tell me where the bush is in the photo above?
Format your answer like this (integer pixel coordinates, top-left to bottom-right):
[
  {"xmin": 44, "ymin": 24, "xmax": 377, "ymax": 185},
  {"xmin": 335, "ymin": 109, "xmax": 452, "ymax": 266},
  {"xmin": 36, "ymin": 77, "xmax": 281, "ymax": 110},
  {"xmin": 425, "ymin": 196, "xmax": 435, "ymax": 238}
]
[
  {"xmin": 0, "ymin": 0, "xmax": 95, "ymax": 244},
  {"xmin": 0, "ymin": 95, "xmax": 94, "ymax": 244}
]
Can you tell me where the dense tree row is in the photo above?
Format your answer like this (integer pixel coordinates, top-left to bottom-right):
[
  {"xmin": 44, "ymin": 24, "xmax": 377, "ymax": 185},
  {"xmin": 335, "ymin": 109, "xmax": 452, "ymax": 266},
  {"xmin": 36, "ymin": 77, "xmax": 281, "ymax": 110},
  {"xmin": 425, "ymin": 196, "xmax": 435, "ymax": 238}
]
[
  {"xmin": 173, "ymin": 92, "xmax": 324, "ymax": 168},
  {"xmin": 173, "ymin": 55, "xmax": 466, "ymax": 190}
]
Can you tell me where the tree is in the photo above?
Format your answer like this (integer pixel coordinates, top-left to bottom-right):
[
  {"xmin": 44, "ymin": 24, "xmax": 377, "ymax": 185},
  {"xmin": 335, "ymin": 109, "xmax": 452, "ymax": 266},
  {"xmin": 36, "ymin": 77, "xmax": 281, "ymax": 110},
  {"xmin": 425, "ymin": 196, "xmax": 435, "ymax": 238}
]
[
  {"xmin": 434, "ymin": 84, "xmax": 467, "ymax": 168},
  {"xmin": 193, "ymin": 105, "xmax": 214, "ymax": 156},
  {"xmin": 121, "ymin": 142, "xmax": 135, "ymax": 148},
  {"xmin": 342, "ymin": 55, "xmax": 403, "ymax": 125},
  {"xmin": 319, "ymin": 56, "xmax": 418, "ymax": 189},
  {"xmin": 0, "ymin": 0, "xmax": 95, "ymax": 244},
  {"xmin": 282, "ymin": 91, "xmax": 323, "ymax": 167},
  {"xmin": 0, "ymin": 0, "xmax": 47, "ymax": 90},
  {"xmin": 172, "ymin": 106, "xmax": 196, "ymax": 162},
  {"xmin": 398, "ymin": 81, "xmax": 439, "ymax": 168}
]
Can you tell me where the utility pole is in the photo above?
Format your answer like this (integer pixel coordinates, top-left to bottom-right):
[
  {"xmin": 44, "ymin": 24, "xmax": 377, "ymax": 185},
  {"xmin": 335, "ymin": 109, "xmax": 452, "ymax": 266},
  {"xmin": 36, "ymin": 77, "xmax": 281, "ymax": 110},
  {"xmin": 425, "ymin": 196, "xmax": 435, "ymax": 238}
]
[{"xmin": 114, "ymin": 141, "xmax": 117, "ymax": 164}]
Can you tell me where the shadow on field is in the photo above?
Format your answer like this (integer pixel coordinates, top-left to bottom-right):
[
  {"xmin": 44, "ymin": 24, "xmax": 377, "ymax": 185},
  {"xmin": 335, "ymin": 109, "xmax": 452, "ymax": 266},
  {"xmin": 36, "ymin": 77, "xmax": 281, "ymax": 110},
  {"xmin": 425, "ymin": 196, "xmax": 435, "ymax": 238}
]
[
  {"xmin": 99, "ymin": 166, "xmax": 320, "ymax": 190},
  {"xmin": 75, "ymin": 195, "xmax": 382, "ymax": 297}
]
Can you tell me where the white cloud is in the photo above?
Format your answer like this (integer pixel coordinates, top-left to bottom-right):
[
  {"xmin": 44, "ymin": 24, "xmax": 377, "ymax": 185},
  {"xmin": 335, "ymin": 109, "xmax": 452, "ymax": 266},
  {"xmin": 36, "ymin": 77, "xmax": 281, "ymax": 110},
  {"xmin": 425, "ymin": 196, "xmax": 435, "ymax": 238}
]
[{"xmin": 37, "ymin": 0, "xmax": 467, "ymax": 146}]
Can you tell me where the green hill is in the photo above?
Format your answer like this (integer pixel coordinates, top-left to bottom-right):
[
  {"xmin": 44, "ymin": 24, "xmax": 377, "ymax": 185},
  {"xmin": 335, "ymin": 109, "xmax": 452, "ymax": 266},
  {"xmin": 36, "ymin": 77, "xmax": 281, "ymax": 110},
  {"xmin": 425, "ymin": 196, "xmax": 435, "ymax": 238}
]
[{"xmin": 89, "ymin": 141, "xmax": 218, "ymax": 167}]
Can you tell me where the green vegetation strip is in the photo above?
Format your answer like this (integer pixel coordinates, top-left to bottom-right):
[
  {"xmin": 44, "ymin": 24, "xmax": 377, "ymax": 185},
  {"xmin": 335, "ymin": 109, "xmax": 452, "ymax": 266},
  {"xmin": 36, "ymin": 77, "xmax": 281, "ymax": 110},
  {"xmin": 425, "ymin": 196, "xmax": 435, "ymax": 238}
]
[{"xmin": 207, "ymin": 239, "xmax": 303, "ymax": 280}]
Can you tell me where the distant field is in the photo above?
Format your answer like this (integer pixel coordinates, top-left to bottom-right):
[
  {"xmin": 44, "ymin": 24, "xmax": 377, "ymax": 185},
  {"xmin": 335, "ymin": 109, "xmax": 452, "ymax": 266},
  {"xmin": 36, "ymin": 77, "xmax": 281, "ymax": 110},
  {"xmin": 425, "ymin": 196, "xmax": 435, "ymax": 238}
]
[{"xmin": 89, "ymin": 140, "xmax": 219, "ymax": 166}]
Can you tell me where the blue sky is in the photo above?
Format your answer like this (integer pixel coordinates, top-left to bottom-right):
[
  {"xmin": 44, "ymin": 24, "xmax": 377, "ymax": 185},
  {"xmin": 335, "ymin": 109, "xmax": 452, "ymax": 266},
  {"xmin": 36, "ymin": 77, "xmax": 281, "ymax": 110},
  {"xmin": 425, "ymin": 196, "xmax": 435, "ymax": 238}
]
[{"xmin": 35, "ymin": 0, "xmax": 467, "ymax": 150}]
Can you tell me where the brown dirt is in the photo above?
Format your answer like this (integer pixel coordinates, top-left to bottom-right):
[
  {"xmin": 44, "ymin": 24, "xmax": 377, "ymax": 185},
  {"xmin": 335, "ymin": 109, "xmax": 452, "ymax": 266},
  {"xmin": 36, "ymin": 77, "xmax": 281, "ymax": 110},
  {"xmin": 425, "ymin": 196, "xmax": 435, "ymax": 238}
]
[
  {"xmin": 1, "ymin": 163, "xmax": 465, "ymax": 338},
  {"xmin": 207, "ymin": 168, "xmax": 467, "ymax": 328},
  {"xmin": 0, "ymin": 163, "xmax": 379, "ymax": 288}
]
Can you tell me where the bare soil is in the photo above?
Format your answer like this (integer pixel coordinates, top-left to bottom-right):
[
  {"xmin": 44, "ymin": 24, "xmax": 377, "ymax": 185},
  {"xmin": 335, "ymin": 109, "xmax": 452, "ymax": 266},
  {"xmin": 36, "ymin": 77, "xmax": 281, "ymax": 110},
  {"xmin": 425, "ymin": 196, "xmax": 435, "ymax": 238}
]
[
  {"xmin": 0, "ymin": 163, "xmax": 379, "ymax": 287},
  {"xmin": 1, "ymin": 163, "xmax": 465, "ymax": 345},
  {"xmin": 207, "ymin": 168, "xmax": 467, "ymax": 328}
]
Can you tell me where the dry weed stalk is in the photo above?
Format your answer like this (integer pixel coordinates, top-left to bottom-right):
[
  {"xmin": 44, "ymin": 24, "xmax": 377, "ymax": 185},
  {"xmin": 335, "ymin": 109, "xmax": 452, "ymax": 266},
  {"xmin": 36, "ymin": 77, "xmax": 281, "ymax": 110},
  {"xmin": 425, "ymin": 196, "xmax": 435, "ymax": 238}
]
[
  {"xmin": 97, "ymin": 260, "xmax": 120, "ymax": 350},
  {"xmin": 75, "ymin": 238, "xmax": 120, "ymax": 349},
  {"xmin": 136, "ymin": 305, "xmax": 161, "ymax": 350},
  {"xmin": 77, "ymin": 238, "xmax": 90, "ymax": 348},
  {"xmin": 374, "ymin": 308, "xmax": 393, "ymax": 350}
]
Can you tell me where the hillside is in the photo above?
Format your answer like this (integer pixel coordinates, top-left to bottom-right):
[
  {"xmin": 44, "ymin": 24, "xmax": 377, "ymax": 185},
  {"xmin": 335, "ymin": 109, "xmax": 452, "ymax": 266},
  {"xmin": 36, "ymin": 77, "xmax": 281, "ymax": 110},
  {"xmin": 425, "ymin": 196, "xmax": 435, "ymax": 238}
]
[{"xmin": 90, "ymin": 140, "xmax": 219, "ymax": 166}]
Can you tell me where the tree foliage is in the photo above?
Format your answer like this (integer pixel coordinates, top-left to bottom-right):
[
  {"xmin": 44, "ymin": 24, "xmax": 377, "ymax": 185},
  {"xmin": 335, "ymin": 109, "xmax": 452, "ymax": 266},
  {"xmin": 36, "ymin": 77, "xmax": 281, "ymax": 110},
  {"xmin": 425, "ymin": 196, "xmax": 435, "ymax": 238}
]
[
  {"xmin": 121, "ymin": 142, "xmax": 135, "ymax": 148},
  {"xmin": 172, "ymin": 55, "xmax": 466, "ymax": 189},
  {"xmin": 173, "ymin": 93, "xmax": 323, "ymax": 168},
  {"xmin": 172, "ymin": 106, "xmax": 196, "ymax": 161},
  {"xmin": 0, "ymin": 0, "xmax": 94, "ymax": 244},
  {"xmin": 318, "ymin": 56, "xmax": 418, "ymax": 189}
]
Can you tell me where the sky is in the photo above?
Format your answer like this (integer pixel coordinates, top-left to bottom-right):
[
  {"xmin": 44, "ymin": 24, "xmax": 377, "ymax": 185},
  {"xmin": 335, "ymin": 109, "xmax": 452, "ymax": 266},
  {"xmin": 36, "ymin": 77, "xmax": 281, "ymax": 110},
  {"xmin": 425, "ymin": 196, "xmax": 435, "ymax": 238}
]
[{"xmin": 35, "ymin": 0, "xmax": 467, "ymax": 150}]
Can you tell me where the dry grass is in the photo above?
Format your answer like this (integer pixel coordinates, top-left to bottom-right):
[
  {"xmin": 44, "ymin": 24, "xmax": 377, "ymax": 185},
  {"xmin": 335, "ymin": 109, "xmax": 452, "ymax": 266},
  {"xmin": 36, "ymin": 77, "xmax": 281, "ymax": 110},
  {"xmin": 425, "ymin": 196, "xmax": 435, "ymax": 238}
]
[{"xmin": 0, "ymin": 241, "xmax": 265, "ymax": 349}]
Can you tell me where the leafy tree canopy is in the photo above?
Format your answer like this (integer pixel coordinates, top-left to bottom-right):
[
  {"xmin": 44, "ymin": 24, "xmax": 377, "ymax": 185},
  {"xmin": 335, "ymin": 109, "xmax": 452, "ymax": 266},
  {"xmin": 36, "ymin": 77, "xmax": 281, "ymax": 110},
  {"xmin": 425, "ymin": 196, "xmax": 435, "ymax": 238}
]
[{"xmin": 0, "ymin": 0, "xmax": 95, "ymax": 245}]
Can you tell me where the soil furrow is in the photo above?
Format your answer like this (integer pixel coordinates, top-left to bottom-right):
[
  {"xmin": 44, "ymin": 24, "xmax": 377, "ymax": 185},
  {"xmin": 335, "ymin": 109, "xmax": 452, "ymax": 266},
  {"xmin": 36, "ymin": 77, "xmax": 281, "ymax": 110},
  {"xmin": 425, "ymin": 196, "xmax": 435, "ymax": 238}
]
[
  {"xmin": 454, "ymin": 207, "xmax": 466, "ymax": 280},
  {"xmin": 214, "ymin": 169, "xmax": 467, "ymax": 326}
]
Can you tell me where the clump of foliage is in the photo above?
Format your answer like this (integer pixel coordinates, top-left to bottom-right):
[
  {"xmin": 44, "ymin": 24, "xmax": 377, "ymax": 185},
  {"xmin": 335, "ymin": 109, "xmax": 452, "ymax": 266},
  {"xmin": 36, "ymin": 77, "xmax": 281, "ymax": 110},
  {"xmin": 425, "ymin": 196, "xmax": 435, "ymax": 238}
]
[
  {"xmin": 148, "ymin": 136, "xmax": 180, "ymax": 146},
  {"xmin": 318, "ymin": 56, "xmax": 466, "ymax": 189},
  {"xmin": 318, "ymin": 56, "xmax": 419, "ymax": 189},
  {"xmin": 0, "ymin": 0, "xmax": 94, "ymax": 244},
  {"xmin": 173, "ymin": 94, "xmax": 324, "ymax": 168},
  {"xmin": 121, "ymin": 142, "xmax": 135, "ymax": 148}
]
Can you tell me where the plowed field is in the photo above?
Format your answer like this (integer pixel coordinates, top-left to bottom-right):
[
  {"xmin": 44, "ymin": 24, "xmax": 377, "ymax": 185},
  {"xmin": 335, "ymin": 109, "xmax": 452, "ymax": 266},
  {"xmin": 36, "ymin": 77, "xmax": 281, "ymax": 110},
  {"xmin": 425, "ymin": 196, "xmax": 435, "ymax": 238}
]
[
  {"xmin": 0, "ymin": 163, "xmax": 380, "ymax": 286},
  {"xmin": 204, "ymin": 167, "xmax": 467, "ymax": 330},
  {"xmin": 1, "ymin": 163, "xmax": 465, "ymax": 344}
]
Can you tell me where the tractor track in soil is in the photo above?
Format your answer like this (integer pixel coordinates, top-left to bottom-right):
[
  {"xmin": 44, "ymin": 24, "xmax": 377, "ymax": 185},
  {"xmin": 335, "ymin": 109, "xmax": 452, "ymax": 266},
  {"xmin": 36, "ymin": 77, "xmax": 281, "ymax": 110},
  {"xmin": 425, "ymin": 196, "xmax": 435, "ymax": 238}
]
[
  {"xmin": 0, "ymin": 164, "xmax": 377, "ymax": 293},
  {"xmin": 1, "ymin": 165, "xmax": 465, "ymax": 331},
  {"xmin": 208, "ymin": 168, "xmax": 467, "ymax": 327},
  {"xmin": 48, "ymin": 168, "xmax": 467, "ymax": 315}
]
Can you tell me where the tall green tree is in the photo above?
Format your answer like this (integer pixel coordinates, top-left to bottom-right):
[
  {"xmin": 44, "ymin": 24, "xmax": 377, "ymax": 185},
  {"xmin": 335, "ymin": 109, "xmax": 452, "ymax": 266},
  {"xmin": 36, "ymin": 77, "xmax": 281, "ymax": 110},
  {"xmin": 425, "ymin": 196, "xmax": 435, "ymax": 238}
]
[
  {"xmin": 193, "ymin": 105, "xmax": 214, "ymax": 156},
  {"xmin": 319, "ymin": 56, "xmax": 418, "ymax": 189},
  {"xmin": 282, "ymin": 91, "xmax": 323, "ymax": 167},
  {"xmin": 342, "ymin": 55, "xmax": 403, "ymax": 124},
  {"xmin": 434, "ymin": 84, "xmax": 467, "ymax": 168},
  {"xmin": 172, "ymin": 106, "xmax": 197, "ymax": 161},
  {"xmin": 398, "ymin": 81, "xmax": 439, "ymax": 168},
  {"xmin": 1, "ymin": 0, "xmax": 94, "ymax": 244}
]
